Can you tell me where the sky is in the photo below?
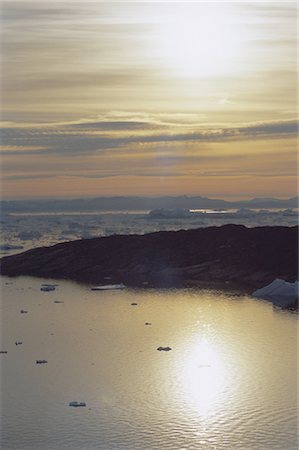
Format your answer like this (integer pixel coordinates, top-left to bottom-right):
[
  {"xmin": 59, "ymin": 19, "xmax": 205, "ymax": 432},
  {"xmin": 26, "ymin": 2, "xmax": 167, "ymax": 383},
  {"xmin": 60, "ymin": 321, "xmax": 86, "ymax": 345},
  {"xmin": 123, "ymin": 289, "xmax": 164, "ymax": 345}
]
[{"xmin": 1, "ymin": 1, "xmax": 297, "ymax": 200}]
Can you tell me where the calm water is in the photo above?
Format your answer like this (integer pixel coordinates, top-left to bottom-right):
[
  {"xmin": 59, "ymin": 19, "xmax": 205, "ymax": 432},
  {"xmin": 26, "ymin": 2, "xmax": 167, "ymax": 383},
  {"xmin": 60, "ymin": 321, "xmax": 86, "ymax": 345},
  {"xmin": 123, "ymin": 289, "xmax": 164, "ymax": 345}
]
[{"xmin": 0, "ymin": 276, "xmax": 298, "ymax": 450}]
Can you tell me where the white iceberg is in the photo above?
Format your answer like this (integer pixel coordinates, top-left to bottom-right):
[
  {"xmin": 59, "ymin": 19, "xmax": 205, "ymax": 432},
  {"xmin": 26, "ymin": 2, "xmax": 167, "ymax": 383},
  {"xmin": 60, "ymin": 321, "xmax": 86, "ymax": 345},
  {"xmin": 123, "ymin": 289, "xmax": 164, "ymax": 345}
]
[
  {"xmin": 148, "ymin": 208, "xmax": 192, "ymax": 219},
  {"xmin": 253, "ymin": 279, "xmax": 298, "ymax": 309},
  {"xmin": 40, "ymin": 284, "xmax": 56, "ymax": 292},
  {"xmin": 69, "ymin": 401, "xmax": 86, "ymax": 407},
  {"xmin": 91, "ymin": 283, "xmax": 126, "ymax": 291},
  {"xmin": 0, "ymin": 244, "xmax": 24, "ymax": 251}
]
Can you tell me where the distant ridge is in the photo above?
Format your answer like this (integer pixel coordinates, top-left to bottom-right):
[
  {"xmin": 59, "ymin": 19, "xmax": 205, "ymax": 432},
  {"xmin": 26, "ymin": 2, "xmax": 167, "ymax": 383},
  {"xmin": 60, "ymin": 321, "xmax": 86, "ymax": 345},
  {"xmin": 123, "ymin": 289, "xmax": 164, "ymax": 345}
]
[
  {"xmin": 1, "ymin": 195, "xmax": 298, "ymax": 213},
  {"xmin": 1, "ymin": 225, "xmax": 297, "ymax": 297}
]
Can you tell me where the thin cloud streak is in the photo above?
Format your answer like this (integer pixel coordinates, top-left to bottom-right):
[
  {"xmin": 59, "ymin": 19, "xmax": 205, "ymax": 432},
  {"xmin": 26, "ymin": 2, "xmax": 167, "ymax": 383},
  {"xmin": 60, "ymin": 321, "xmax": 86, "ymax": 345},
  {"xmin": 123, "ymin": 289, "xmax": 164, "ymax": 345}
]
[{"xmin": 1, "ymin": 119, "xmax": 297, "ymax": 157}]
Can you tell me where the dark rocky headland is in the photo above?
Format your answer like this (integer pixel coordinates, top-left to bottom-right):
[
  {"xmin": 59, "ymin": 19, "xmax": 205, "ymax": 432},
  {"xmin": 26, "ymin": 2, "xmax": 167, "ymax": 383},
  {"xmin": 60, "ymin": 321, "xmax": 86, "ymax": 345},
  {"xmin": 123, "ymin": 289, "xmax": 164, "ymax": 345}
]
[{"xmin": 1, "ymin": 225, "xmax": 298, "ymax": 294}]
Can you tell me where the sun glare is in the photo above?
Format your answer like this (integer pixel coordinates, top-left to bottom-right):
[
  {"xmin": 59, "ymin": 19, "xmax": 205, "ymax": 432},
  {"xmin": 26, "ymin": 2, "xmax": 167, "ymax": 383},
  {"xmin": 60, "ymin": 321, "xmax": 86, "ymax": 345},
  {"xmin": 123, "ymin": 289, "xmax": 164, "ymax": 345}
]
[
  {"xmin": 155, "ymin": 4, "xmax": 241, "ymax": 78},
  {"xmin": 181, "ymin": 336, "xmax": 227, "ymax": 417}
]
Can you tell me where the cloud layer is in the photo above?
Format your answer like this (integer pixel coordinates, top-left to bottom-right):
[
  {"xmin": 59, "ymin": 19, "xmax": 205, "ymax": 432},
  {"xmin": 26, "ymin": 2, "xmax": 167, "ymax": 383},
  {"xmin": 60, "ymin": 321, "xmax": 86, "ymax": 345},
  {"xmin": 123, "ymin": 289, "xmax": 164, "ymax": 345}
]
[
  {"xmin": 1, "ymin": 1, "xmax": 297, "ymax": 199},
  {"xmin": 1, "ymin": 117, "xmax": 297, "ymax": 156}
]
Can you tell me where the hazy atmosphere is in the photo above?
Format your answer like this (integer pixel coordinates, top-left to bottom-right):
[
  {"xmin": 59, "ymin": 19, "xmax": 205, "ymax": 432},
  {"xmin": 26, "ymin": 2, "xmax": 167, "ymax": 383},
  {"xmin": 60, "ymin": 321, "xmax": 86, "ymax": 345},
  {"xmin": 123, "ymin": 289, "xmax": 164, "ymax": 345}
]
[
  {"xmin": 1, "ymin": 3, "xmax": 298, "ymax": 450},
  {"xmin": 1, "ymin": 1, "xmax": 297, "ymax": 200}
]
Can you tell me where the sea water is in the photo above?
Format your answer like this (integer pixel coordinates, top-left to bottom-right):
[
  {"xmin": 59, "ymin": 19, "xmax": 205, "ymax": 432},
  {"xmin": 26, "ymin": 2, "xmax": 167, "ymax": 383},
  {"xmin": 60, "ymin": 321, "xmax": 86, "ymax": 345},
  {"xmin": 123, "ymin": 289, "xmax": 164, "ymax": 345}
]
[{"xmin": 0, "ymin": 276, "xmax": 297, "ymax": 449}]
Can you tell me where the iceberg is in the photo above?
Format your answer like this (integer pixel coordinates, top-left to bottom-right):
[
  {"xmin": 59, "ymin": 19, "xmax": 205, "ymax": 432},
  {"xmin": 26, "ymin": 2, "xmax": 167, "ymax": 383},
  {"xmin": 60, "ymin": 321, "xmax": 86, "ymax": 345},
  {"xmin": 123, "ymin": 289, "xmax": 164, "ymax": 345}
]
[
  {"xmin": 253, "ymin": 279, "xmax": 298, "ymax": 309},
  {"xmin": 91, "ymin": 283, "xmax": 126, "ymax": 291},
  {"xmin": 40, "ymin": 284, "xmax": 56, "ymax": 292},
  {"xmin": 69, "ymin": 401, "xmax": 86, "ymax": 407},
  {"xmin": 0, "ymin": 244, "xmax": 24, "ymax": 251},
  {"xmin": 148, "ymin": 208, "xmax": 192, "ymax": 219}
]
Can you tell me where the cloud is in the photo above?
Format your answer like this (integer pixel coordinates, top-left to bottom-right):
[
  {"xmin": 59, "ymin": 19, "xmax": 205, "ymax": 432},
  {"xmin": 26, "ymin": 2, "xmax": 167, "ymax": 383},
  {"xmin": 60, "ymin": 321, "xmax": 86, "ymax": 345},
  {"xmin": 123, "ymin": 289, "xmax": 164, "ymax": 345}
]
[
  {"xmin": 1, "ymin": 118, "xmax": 297, "ymax": 157},
  {"xmin": 237, "ymin": 120, "xmax": 298, "ymax": 136},
  {"xmin": 2, "ymin": 1, "xmax": 297, "ymax": 125},
  {"xmin": 70, "ymin": 120, "xmax": 157, "ymax": 131},
  {"xmin": 1, "ymin": 174, "xmax": 56, "ymax": 181}
]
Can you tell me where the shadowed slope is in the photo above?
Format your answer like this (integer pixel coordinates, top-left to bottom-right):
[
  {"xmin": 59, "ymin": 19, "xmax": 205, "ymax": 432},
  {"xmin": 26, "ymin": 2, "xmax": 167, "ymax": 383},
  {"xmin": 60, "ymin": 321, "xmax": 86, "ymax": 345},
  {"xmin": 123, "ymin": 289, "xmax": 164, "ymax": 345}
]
[{"xmin": 0, "ymin": 225, "xmax": 297, "ymax": 291}]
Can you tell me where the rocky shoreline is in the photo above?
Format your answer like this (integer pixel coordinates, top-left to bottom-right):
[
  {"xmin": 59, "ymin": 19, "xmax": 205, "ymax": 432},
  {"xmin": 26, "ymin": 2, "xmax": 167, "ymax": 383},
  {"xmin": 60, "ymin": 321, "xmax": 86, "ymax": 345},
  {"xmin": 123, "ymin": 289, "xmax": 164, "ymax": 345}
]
[{"xmin": 0, "ymin": 225, "xmax": 297, "ymax": 295}]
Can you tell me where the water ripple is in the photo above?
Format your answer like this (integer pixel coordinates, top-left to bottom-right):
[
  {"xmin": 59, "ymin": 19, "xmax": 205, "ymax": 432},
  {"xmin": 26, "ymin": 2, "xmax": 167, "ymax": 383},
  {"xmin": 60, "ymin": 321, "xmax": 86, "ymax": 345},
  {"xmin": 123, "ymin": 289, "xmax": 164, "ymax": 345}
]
[{"xmin": 1, "ymin": 276, "xmax": 298, "ymax": 450}]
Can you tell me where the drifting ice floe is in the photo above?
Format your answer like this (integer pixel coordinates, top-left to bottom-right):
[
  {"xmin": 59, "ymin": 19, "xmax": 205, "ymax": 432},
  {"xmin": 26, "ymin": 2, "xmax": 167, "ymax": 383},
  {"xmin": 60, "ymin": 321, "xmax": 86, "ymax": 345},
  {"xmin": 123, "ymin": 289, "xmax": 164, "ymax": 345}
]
[
  {"xmin": 0, "ymin": 244, "xmax": 24, "ymax": 251},
  {"xmin": 253, "ymin": 279, "xmax": 298, "ymax": 309},
  {"xmin": 91, "ymin": 283, "xmax": 126, "ymax": 291},
  {"xmin": 69, "ymin": 401, "xmax": 86, "ymax": 407},
  {"xmin": 40, "ymin": 284, "xmax": 56, "ymax": 292}
]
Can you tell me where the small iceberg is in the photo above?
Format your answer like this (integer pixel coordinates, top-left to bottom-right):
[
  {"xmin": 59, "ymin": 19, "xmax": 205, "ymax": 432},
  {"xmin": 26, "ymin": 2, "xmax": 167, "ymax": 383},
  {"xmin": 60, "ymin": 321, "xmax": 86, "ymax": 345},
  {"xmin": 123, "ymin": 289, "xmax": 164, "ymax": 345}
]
[
  {"xmin": 148, "ymin": 208, "xmax": 192, "ymax": 219},
  {"xmin": 69, "ymin": 401, "xmax": 86, "ymax": 407},
  {"xmin": 157, "ymin": 346, "xmax": 172, "ymax": 352},
  {"xmin": 253, "ymin": 279, "xmax": 298, "ymax": 309},
  {"xmin": 40, "ymin": 284, "xmax": 56, "ymax": 292},
  {"xmin": 91, "ymin": 283, "xmax": 126, "ymax": 291},
  {"xmin": 36, "ymin": 359, "xmax": 48, "ymax": 364},
  {"xmin": 0, "ymin": 244, "xmax": 24, "ymax": 251}
]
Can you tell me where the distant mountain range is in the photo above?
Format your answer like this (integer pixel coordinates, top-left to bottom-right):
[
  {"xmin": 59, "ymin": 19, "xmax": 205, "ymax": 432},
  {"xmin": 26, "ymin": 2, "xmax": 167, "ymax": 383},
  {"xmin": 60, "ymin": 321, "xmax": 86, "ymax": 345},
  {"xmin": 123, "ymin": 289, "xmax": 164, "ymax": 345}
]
[{"xmin": 1, "ymin": 195, "xmax": 298, "ymax": 213}]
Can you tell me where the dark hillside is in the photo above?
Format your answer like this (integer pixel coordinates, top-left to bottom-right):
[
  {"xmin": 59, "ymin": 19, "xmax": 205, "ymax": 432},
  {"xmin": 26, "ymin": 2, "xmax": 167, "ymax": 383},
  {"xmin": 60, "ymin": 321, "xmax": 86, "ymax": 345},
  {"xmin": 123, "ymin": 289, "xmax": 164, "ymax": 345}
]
[{"xmin": 1, "ymin": 225, "xmax": 297, "ymax": 291}]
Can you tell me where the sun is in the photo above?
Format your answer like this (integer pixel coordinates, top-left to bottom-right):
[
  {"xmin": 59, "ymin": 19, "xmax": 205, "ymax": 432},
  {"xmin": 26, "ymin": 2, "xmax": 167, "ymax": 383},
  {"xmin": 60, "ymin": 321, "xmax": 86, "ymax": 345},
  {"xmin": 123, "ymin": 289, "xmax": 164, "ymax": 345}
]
[{"xmin": 154, "ymin": 4, "xmax": 241, "ymax": 78}]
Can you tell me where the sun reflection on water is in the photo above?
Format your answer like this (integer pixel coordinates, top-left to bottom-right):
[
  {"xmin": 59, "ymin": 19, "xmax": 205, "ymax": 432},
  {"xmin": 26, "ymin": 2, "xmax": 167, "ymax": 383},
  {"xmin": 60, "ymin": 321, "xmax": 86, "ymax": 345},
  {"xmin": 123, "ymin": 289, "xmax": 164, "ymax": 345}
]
[{"xmin": 180, "ymin": 336, "xmax": 227, "ymax": 417}]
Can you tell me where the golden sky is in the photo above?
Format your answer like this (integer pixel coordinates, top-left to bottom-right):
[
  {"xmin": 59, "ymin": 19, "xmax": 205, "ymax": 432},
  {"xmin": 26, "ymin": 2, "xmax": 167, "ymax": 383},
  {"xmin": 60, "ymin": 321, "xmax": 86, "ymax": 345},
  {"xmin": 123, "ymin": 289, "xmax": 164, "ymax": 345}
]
[{"xmin": 1, "ymin": 1, "xmax": 297, "ymax": 199}]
